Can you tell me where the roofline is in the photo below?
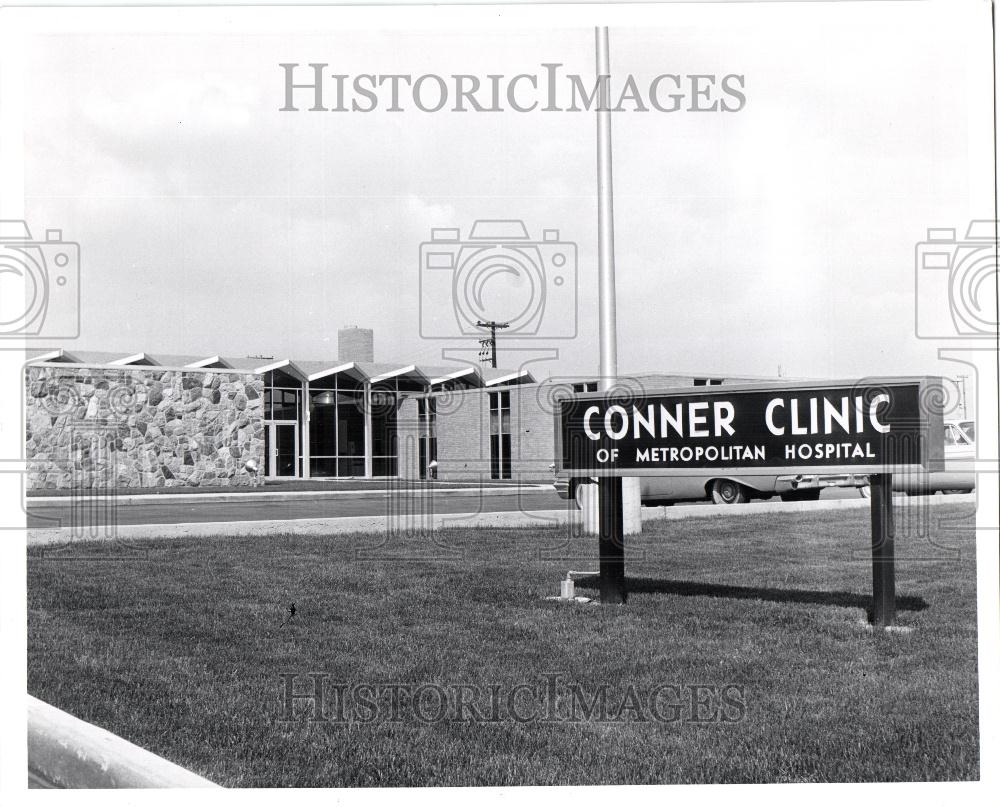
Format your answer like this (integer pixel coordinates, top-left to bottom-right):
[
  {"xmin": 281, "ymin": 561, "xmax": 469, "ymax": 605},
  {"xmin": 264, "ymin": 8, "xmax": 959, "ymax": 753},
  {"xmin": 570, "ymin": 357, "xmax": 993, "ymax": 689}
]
[
  {"xmin": 27, "ymin": 349, "xmax": 80, "ymax": 364},
  {"xmin": 253, "ymin": 358, "xmax": 307, "ymax": 381},
  {"xmin": 484, "ymin": 369, "xmax": 533, "ymax": 387},
  {"xmin": 369, "ymin": 364, "xmax": 428, "ymax": 384},
  {"xmin": 25, "ymin": 361, "xmax": 258, "ymax": 377},
  {"xmin": 185, "ymin": 356, "xmax": 233, "ymax": 369},
  {"xmin": 306, "ymin": 362, "xmax": 365, "ymax": 382},
  {"xmin": 429, "ymin": 366, "xmax": 482, "ymax": 386},
  {"xmin": 109, "ymin": 353, "xmax": 158, "ymax": 366},
  {"xmin": 574, "ymin": 371, "xmax": 793, "ymax": 382}
]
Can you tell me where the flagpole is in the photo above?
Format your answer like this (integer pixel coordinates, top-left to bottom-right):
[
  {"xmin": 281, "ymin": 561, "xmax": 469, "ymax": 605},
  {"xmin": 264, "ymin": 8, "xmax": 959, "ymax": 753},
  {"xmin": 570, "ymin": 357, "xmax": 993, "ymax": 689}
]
[
  {"xmin": 596, "ymin": 26, "xmax": 618, "ymax": 393},
  {"xmin": 595, "ymin": 26, "xmax": 626, "ymax": 605}
]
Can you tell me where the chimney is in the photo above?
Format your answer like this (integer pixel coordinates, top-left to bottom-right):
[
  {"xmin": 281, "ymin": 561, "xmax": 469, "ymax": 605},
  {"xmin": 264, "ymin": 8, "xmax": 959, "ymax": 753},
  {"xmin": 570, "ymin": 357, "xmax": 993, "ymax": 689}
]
[{"xmin": 338, "ymin": 327, "xmax": 374, "ymax": 363}]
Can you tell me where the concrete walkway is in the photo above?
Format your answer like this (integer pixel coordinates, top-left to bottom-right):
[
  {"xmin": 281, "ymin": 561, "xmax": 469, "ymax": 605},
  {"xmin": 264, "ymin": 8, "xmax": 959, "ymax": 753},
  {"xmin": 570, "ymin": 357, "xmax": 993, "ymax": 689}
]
[{"xmin": 27, "ymin": 483, "xmax": 552, "ymax": 507}]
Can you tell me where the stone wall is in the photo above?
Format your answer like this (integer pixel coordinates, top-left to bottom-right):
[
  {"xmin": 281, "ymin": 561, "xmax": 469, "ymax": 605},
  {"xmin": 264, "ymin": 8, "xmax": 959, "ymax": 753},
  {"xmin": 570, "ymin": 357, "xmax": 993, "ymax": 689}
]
[{"xmin": 25, "ymin": 364, "xmax": 265, "ymax": 490}]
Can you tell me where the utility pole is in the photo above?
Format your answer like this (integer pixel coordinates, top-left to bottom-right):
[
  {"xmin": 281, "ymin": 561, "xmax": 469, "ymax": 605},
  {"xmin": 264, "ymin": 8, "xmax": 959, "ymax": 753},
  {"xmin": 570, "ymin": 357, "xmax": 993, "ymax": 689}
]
[{"xmin": 476, "ymin": 320, "xmax": 509, "ymax": 368}]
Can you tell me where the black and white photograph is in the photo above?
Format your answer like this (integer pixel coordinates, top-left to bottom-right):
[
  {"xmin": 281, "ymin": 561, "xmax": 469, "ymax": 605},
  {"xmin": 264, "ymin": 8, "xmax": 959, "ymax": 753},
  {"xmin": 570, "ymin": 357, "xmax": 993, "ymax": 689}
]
[{"xmin": 0, "ymin": 0, "xmax": 997, "ymax": 798}]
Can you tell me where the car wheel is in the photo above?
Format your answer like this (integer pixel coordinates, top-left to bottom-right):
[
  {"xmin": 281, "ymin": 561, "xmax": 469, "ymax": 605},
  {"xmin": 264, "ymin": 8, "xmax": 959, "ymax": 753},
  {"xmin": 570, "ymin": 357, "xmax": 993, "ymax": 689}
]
[
  {"xmin": 711, "ymin": 479, "xmax": 749, "ymax": 505},
  {"xmin": 859, "ymin": 485, "xmax": 871, "ymax": 498}
]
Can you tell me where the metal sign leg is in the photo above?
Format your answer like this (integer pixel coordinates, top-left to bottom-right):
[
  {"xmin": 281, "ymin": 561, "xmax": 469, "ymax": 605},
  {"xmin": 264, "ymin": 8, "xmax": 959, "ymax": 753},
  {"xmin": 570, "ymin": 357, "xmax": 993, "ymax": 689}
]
[
  {"xmin": 869, "ymin": 473, "xmax": 896, "ymax": 627},
  {"xmin": 598, "ymin": 476, "xmax": 627, "ymax": 604}
]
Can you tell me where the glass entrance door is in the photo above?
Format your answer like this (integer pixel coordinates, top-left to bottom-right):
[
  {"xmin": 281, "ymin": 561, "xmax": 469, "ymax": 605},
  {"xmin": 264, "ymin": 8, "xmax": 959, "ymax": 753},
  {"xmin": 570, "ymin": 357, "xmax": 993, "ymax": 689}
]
[{"xmin": 265, "ymin": 421, "xmax": 298, "ymax": 477}]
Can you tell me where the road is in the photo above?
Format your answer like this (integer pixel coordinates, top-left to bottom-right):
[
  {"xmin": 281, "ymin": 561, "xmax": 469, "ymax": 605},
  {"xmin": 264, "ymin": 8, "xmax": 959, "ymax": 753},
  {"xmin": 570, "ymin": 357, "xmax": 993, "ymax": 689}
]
[
  {"xmin": 26, "ymin": 491, "xmax": 569, "ymax": 528},
  {"xmin": 26, "ymin": 487, "xmax": 866, "ymax": 529}
]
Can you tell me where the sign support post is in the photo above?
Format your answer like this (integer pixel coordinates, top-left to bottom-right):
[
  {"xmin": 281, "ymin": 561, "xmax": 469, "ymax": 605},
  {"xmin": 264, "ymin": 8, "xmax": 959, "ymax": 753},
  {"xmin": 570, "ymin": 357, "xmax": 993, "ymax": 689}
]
[
  {"xmin": 869, "ymin": 472, "xmax": 896, "ymax": 627},
  {"xmin": 598, "ymin": 476, "xmax": 626, "ymax": 604},
  {"xmin": 555, "ymin": 378, "xmax": 942, "ymax": 619}
]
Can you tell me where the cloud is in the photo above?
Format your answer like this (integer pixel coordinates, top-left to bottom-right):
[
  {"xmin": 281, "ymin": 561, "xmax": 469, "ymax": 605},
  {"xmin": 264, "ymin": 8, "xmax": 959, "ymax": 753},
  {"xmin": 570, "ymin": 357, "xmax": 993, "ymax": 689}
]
[{"xmin": 20, "ymin": 9, "xmax": 991, "ymax": 381}]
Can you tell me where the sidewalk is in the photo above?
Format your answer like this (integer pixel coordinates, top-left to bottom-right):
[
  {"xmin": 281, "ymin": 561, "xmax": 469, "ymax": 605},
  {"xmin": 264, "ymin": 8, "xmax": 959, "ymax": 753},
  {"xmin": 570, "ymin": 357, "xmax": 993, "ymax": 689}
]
[
  {"xmin": 27, "ymin": 480, "xmax": 555, "ymax": 506},
  {"xmin": 27, "ymin": 477, "xmax": 539, "ymax": 497}
]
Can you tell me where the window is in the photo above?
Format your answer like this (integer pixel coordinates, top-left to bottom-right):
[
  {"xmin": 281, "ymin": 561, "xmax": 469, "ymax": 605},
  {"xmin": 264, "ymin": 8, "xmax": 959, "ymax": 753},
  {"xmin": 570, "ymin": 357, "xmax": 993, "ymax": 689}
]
[
  {"xmin": 489, "ymin": 390, "xmax": 511, "ymax": 480},
  {"xmin": 371, "ymin": 383, "xmax": 399, "ymax": 477},
  {"xmin": 263, "ymin": 370, "xmax": 302, "ymax": 421},
  {"xmin": 308, "ymin": 382, "xmax": 366, "ymax": 477},
  {"xmin": 263, "ymin": 369, "xmax": 303, "ymax": 477},
  {"xmin": 572, "ymin": 382, "xmax": 598, "ymax": 393}
]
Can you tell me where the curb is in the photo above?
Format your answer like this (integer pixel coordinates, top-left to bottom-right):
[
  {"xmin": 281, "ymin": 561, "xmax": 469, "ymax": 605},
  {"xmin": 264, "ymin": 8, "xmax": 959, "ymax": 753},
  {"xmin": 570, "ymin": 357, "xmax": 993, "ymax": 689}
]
[
  {"xmin": 639, "ymin": 492, "xmax": 974, "ymax": 520},
  {"xmin": 27, "ymin": 484, "xmax": 554, "ymax": 507},
  {"xmin": 25, "ymin": 493, "xmax": 974, "ymax": 546},
  {"xmin": 28, "ymin": 695, "xmax": 219, "ymax": 788},
  {"xmin": 646, "ymin": 495, "xmax": 862, "ymax": 519}
]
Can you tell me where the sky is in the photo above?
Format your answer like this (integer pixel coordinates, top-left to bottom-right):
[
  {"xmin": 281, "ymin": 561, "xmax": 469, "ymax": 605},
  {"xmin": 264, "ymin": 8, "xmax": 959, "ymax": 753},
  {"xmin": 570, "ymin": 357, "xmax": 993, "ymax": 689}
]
[{"xmin": 13, "ymin": 2, "xmax": 995, "ymax": 412}]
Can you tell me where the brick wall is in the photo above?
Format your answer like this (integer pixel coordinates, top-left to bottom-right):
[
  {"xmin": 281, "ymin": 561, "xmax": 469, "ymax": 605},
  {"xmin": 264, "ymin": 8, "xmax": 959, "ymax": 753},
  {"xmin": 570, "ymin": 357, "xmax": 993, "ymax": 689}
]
[
  {"xmin": 426, "ymin": 376, "xmax": 769, "ymax": 482},
  {"xmin": 394, "ymin": 395, "xmax": 422, "ymax": 479},
  {"xmin": 430, "ymin": 384, "xmax": 556, "ymax": 482}
]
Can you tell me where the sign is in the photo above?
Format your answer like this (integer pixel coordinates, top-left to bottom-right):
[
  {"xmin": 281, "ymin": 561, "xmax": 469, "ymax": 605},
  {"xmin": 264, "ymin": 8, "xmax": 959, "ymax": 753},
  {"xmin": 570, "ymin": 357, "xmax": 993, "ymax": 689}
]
[{"xmin": 555, "ymin": 377, "xmax": 944, "ymax": 477}]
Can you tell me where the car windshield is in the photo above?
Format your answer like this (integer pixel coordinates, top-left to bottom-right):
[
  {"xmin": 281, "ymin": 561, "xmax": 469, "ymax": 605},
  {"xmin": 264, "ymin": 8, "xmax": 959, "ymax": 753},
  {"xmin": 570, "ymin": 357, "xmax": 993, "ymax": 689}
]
[{"xmin": 959, "ymin": 421, "xmax": 975, "ymax": 441}]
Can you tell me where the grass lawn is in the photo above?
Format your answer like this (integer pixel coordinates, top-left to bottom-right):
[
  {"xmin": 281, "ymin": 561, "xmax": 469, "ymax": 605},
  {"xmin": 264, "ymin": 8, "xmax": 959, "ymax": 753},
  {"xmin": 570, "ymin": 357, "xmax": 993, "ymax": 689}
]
[{"xmin": 27, "ymin": 502, "xmax": 979, "ymax": 785}]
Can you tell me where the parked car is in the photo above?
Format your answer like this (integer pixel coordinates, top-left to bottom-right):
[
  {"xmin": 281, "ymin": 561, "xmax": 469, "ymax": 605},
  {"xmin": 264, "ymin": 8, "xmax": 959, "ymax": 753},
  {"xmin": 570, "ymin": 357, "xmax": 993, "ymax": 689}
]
[
  {"xmin": 858, "ymin": 419, "xmax": 976, "ymax": 497},
  {"xmin": 555, "ymin": 469, "xmax": 868, "ymax": 506},
  {"xmin": 555, "ymin": 421, "xmax": 976, "ymax": 506}
]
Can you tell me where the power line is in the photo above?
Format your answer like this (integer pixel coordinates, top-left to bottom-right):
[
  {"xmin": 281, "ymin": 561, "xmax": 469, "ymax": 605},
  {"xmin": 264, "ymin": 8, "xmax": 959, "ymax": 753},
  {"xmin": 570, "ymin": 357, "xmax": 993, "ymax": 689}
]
[{"xmin": 476, "ymin": 320, "xmax": 509, "ymax": 368}]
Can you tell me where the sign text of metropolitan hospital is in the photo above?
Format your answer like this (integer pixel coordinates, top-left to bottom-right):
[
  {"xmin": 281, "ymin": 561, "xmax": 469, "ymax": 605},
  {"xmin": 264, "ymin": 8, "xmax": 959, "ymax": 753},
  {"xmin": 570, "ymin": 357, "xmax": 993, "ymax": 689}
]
[{"xmin": 557, "ymin": 379, "xmax": 943, "ymax": 476}]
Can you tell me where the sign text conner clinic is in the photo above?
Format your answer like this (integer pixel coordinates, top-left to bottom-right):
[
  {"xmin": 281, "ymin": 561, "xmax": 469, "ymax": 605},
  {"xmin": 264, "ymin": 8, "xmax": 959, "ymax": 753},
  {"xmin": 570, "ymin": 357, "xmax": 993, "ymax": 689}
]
[{"xmin": 556, "ymin": 379, "xmax": 943, "ymax": 476}]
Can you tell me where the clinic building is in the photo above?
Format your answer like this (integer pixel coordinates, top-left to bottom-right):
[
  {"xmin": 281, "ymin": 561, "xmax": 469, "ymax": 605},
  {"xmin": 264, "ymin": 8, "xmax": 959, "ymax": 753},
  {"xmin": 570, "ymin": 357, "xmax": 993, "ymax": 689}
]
[{"xmin": 24, "ymin": 327, "xmax": 756, "ymax": 490}]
